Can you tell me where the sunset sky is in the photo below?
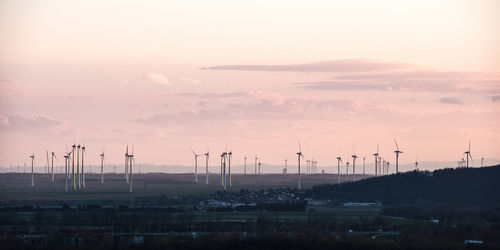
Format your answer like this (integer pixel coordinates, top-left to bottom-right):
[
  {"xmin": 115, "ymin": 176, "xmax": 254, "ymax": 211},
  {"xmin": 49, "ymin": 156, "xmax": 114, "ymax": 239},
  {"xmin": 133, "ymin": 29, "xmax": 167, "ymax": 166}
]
[{"xmin": 1, "ymin": 0, "xmax": 499, "ymax": 172}]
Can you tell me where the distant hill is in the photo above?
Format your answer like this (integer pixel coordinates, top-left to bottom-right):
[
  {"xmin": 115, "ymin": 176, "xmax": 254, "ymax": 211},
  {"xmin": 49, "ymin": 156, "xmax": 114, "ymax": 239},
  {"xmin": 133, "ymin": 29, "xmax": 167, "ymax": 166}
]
[{"xmin": 309, "ymin": 165, "xmax": 500, "ymax": 206}]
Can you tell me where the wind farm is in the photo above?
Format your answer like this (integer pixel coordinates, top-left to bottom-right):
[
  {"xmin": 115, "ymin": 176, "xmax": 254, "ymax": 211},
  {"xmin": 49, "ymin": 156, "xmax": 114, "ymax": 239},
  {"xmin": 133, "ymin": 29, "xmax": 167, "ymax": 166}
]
[{"xmin": 1, "ymin": 1, "xmax": 499, "ymax": 249}]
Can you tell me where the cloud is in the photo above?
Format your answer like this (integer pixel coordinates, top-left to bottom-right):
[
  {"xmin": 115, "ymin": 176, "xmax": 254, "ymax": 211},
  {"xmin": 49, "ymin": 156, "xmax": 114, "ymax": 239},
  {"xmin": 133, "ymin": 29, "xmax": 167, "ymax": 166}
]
[
  {"xmin": 174, "ymin": 92, "xmax": 250, "ymax": 99},
  {"xmin": 295, "ymin": 70, "xmax": 500, "ymax": 94},
  {"xmin": 179, "ymin": 76, "xmax": 201, "ymax": 84},
  {"xmin": 0, "ymin": 114, "xmax": 64, "ymax": 131},
  {"xmin": 110, "ymin": 77, "xmax": 129, "ymax": 84},
  {"xmin": 491, "ymin": 95, "xmax": 500, "ymax": 102},
  {"xmin": 202, "ymin": 59, "xmax": 410, "ymax": 73},
  {"xmin": 143, "ymin": 73, "xmax": 171, "ymax": 85},
  {"xmin": 0, "ymin": 79, "xmax": 20, "ymax": 83},
  {"xmin": 133, "ymin": 93, "xmax": 368, "ymax": 127},
  {"xmin": 439, "ymin": 97, "xmax": 463, "ymax": 105}
]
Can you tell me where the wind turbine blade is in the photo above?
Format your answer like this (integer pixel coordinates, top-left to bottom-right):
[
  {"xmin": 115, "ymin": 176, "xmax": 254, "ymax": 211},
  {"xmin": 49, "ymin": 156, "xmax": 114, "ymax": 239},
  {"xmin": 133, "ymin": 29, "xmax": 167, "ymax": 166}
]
[
  {"xmin": 394, "ymin": 139, "xmax": 399, "ymax": 151},
  {"xmin": 468, "ymin": 140, "xmax": 471, "ymax": 151},
  {"xmin": 298, "ymin": 140, "xmax": 302, "ymax": 152}
]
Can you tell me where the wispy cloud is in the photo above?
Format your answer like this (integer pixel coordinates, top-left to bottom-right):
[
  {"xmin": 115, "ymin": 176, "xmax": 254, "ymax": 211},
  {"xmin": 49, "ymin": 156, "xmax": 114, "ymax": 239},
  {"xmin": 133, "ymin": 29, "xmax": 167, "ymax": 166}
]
[
  {"xmin": 0, "ymin": 114, "xmax": 64, "ymax": 131},
  {"xmin": 134, "ymin": 93, "xmax": 374, "ymax": 127},
  {"xmin": 294, "ymin": 70, "xmax": 500, "ymax": 94},
  {"xmin": 179, "ymin": 76, "xmax": 201, "ymax": 84},
  {"xmin": 202, "ymin": 59, "xmax": 410, "ymax": 73},
  {"xmin": 439, "ymin": 97, "xmax": 463, "ymax": 105},
  {"xmin": 143, "ymin": 73, "xmax": 171, "ymax": 85},
  {"xmin": 0, "ymin": 78, "xmax": 20, "ymax": 83},
  {"xmin": 491, "ymin": 95, "xmax": 500, "ymax": 102}
]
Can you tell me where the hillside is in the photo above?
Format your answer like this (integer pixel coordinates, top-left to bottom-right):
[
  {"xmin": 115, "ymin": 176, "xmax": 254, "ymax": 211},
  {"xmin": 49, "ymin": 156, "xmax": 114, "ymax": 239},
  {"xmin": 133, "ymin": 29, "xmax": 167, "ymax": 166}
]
[{"xmin": 309, "ymin": 165, "xmax": 500, "ymax": 206}]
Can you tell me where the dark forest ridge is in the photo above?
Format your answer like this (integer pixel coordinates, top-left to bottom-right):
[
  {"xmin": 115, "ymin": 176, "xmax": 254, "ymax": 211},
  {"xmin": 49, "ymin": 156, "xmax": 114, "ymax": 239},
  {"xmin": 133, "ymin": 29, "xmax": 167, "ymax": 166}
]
[{"xmin": 309, "ymin": 165, "xmax": 500, "ymax": 206}]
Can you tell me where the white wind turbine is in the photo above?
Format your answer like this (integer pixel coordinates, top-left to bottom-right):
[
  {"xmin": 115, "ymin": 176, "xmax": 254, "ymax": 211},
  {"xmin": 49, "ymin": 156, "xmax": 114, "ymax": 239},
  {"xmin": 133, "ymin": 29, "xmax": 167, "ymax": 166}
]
[
  {"xmin": 191, "ymin": 147, "xmax": 201, "ymax": 183},
  {"xmin": 297, "ymin": 141, "xmax": 304, "ymax": 189}
]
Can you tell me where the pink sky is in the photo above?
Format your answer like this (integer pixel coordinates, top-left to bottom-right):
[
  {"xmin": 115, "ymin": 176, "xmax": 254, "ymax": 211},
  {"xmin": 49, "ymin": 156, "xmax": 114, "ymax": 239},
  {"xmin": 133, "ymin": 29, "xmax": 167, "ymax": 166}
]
[{"xmin": 1, "ymin": 0, "xmax": 499, "ymax": 172}]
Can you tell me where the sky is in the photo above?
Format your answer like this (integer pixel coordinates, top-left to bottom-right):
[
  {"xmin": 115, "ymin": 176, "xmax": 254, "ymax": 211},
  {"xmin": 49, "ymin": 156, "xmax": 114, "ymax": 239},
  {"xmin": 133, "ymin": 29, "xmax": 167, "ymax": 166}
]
[{"xmin": 1, "ymin": 0, "xmax": 499, "ymax": 173}]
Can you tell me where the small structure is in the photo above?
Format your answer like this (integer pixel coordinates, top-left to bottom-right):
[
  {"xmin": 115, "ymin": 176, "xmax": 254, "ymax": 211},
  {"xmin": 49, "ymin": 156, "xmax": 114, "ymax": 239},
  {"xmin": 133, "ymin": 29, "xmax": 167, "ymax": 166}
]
[{"xmin": 464, "ymin": 240, "xmax": 483, "ymax": 245}]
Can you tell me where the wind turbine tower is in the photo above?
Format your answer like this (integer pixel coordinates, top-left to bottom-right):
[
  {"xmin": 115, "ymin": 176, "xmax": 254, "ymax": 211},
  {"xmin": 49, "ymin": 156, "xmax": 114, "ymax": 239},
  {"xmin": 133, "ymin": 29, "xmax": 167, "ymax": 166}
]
[
  {"xmin": 64, "ymin": 153, "xmax": 69, "ymax": 192},
  {"xmin": 254, "ymin": 157, "xmax": 257, "ymax": 174},
  {"xmin": 394, "ymin": 139, "xmax": 403, "ymax": 174},
  {"xmin": 373, "ymin": 146, "xmax": 379, "ymax": 176},
  {"xmin": 100, "ymin": 150, "xmax": 105, "ymax": 183},
  {"xmin": 77, "ymin": 145, "xmax": 81, "ymax": 189},
  {"xmin": 228, "ymin": 150, "xmax": 232, "ymax": 187},
  {"xmin": 72, "ymin": 144, "xmax": 76, "ymax": 189},
  {"xmin": 464, "ymin": 141, "xmax": 472, "ymax": 168},
  {"xmin": 258, "ymin": 160, "xmax": 262, "ymax": 182},
  {"xmin": 30, "ymin": 153, "xmax": 35, "ymax": 187},
  {"xmin": 352, "ymin": 148, "xmax": 357, "ymax": 181},
  {"xmin": 297, "ymin": 141, "xmax": 304, "ymax": 189},
  {"xmin": 336, "ymin": 156, "xmax": 342, "ymax": 185},
  {"xmin": 205, "ymin": 151, "xmax": 209, "ymax": 184},
  {"xmin": 284, "ymin": 159, "xmax": 288, "ymax": 174},
  {"xmin": 125, "ymin": 146, "xmax": 129, "ymax": 183},
  {"xmin": 346, "ymin": 161, "xmax": 350, "ymax": 182},
  {"xmin": 244, "ymin": 156, "xmax": 247, "ymax": 175},
  {"xmin": 81, "ymin": 145, "xmax": 85, "ymax": 189},
  {"xmin": 191, "ymin": 148, "xmax": 201, "ymax": 183},
  {"xmin": 51, "ymin": 152, "xmax": 57, "ymax": 182},
  {"xmin": 128, "ymin": 147, "xmax": 135, "ymax": 193}
]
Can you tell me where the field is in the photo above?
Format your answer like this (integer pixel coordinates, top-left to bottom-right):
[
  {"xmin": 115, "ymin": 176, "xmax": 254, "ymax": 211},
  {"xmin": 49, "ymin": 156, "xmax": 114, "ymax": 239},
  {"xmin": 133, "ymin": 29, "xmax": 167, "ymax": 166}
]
[{"xmin": 0, "ymin": 172, "xmax": 368, "ymax": 203}]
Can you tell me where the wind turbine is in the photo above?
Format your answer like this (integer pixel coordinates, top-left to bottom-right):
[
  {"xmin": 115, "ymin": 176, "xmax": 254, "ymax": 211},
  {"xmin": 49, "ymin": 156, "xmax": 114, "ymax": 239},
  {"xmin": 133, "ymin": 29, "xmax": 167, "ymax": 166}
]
[
  {"xmin": 220, "ymin": 153, "xmax": 224, "ymax": 187},
  {"xmin": 228, "ymin": 150, "xmax": 232, "ymax": 187},
  {"xmin": 394, "ymin": 139, "xmax": 403, "ymax": 174},
  {"xmin": 258, "ymin": 160, "xmax": 262, "ymax": 182},
  {"xmin": 191, "ymin": 148, "xmax": 201, "ymax": 183},
  {"xmin": 244, "ymin": 156, "xmax": 247, "ymax": 175},
  {"xmin": 352, "ymin": 147, "xmax": 357, "ymax": 181},
  {"xmin": 373, "ymin": 146, "xmax": 379, "ymax": 176},
  {"xmin": 336, "ymin": 156, "xmax": 342, "ymax": 185},
  {"xmin": 481, "ymin": 157, "xmax": 484, "ymax": 167},
  {"xmin": 51, "ymin": 152, "xmax": 57, "ymax": 182},
  {"xmin": 81, "ymin": 145, "xmax": 86, "ymax": 189},
  {"xmin": 297, "ymin": 141, "xmax": 304, "ymax": 189},
  {"xmin": 284, "ymin": 159, "xmax": 288, "ymax": 174},
  {"xmin": 223, "ymin": 152, "xmax": 227, "ymax": 190},
  {"xmin": 363, "ymin": 157, "xmax": 366, "ymax": 175},
  {"xmin": 30, "ymin": 153, "xmax": 35, "ymax": 187},
  {"xmin": 100, "ymin": 149, "xmax": 105, "ymax": 183},
  {"xmin": 77, "ymin": 144, "xmax": 81, "ymax": 189},
  {"xmin": 128, "ymin": 147, "xmax": 135, "ymax": 193},
  {"xmin": 125, "ymin": 146, "xmax": 129, "ymax": 183},
  {"xmin": 464, "ymin": 141, "xmax": 472, "ymax": 168},
  {"xmin": 72, "ymin": 144, "xmax": 76, "ymax": 189},
  {"xmin": 254, "ymin": 156, "xmax": 257, "ymax": 174},
  {"xmin": 415, "ymin": 157, "xmax": 419, "ymax": 170},
  {"xmin": 204, "ymin": 150, "xmax": 209, "ymax": 184},
  {"xmin": 346, "ymin": 161, "xmax": 350, "ymax": 182},
  {"xmin": 64, "ymin": 152, "xmax": 69, "ymax": 192}
]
